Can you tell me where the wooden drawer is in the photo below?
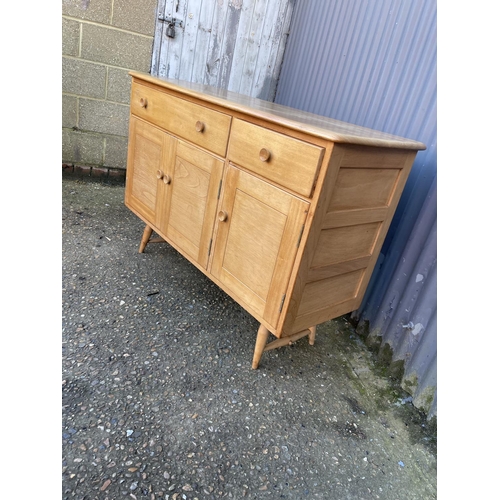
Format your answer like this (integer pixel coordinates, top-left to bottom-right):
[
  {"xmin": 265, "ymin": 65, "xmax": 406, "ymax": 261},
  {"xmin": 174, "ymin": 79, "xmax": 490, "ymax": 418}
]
[
  {"xmin": 131, "ymin": 82, "xmax": 231, "ymax": 157},
  {"xmin": 227, "ymin": 119, "xmax": 324, "ymax": 197}
]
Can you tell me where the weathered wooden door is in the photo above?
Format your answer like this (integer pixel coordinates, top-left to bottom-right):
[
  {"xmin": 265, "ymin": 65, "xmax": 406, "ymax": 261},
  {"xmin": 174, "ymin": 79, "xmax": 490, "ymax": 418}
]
[{"xmin": 151, "ymin": 0, "xmax": 295, "ymax": 101}]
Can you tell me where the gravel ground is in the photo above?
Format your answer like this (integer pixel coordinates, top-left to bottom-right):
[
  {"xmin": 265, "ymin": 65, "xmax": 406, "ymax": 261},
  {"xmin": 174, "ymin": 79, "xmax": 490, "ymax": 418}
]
[{"xmin": 62, "ymin": 176, "xmax": 437, "ymax": 500}]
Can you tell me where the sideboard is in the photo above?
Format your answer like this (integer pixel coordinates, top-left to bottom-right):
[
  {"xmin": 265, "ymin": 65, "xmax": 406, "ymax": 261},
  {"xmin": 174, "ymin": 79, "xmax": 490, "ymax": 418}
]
[{"xmin": 124, "ymin": 71, "xmax": 426, "ymax": 368}]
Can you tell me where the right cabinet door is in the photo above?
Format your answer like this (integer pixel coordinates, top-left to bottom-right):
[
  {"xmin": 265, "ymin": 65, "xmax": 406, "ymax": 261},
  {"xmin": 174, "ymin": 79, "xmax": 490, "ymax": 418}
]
[
  {"xmin": 161, "ymin": 140, "xmax": 224, "ymax": 270},
  {"xmin": 211, "ymin": 164, "xmax": 309, "ymax": 328}
]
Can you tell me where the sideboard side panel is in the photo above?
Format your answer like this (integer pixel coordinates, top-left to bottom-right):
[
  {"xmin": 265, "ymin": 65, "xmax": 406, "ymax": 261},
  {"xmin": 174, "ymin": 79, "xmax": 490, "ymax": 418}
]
[
  {"xmin": 279, "ymin": 143, "xmax": 344, "ymax": 336},
  {"xmin": 285, "ymin": 145, "xmax": 417, "ymax": 333}
]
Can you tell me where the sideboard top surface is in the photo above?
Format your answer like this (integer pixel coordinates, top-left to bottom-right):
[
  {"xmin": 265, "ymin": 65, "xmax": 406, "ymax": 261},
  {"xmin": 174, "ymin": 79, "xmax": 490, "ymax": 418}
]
[{"xmin": 129, "ymin": 71, "xmax": 426, "ymax": 151}]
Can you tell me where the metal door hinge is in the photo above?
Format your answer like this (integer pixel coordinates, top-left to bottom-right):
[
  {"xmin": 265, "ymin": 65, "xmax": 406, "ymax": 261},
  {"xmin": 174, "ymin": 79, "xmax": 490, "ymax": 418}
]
[
  {"xmin": 279, "ymin": 294, "xmax": 286, "ymax": 313},
  {"xmin": 296, "ymin": 224, "xmax": 305, "ymax": 247}
]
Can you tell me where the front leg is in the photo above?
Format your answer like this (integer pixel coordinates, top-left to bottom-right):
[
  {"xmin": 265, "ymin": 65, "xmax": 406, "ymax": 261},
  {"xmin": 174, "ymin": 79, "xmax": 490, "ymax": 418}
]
[
  {"xmin": 252, "ymin": 324, "xmax": 270, "ymax": 369},
  {"xmin": 139, "ymin": 224, "xmax": 153, "ymax": 253},
  {"xmin": 308, "ymin": 326, "xmax": 317, "ymax": 345}
]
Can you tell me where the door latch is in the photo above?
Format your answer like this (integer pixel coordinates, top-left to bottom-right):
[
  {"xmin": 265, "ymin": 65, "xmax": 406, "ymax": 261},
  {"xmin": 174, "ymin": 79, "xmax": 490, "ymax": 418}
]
[{"xmin": 158, "ymin": 16, "xmax": 183, "ymax": 39}]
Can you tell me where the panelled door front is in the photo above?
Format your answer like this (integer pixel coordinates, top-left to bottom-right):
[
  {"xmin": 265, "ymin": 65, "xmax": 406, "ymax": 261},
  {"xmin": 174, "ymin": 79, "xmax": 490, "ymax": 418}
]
[
  {"xmin": 125, "ymin": 116, "xmax": 175, "ymax": 224},
  {"xmin": 161, "ymin": 140, "xmax": 224, "ymax": 270},
  {"xmin": 211, "ymin": 164, "xmax": 309, "ymax": 328}
]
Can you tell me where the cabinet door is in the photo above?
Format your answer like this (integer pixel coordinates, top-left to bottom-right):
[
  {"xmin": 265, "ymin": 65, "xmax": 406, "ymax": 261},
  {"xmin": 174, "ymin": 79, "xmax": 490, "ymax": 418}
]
[
  {"xmin": 211, "ymin": 165, "xmax": 309, "ymax": 328},
  {"xmin": 125, "ymin": 116, "xmax": 174, "ymax": 223},
  {"xmin": 161, "ymin": 140, "xmax": 224, "ymax": 270}
]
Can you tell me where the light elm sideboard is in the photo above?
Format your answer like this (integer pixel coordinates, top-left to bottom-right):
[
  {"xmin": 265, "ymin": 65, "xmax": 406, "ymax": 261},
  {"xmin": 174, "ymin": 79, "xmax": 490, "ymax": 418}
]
[{"xmin": 124, "ymin": 71, "xmax": 426, "ymax": 368}]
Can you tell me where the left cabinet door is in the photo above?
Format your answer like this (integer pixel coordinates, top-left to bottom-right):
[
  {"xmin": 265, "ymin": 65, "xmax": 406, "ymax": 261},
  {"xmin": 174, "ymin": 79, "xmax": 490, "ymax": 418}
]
[
  {"xmin": 125, "ymin": 116, "xmax": 175, "ymax": 225},
  {"xmin": 125, "ymin": 117, "xmax": 224, "ymax": 270}
]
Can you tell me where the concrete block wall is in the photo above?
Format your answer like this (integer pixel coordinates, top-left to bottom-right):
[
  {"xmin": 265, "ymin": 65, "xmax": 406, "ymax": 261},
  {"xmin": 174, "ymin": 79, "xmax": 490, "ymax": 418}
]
[{"xmin": 62, "ymin": 0, "xmax": 158, "ymax": 176}]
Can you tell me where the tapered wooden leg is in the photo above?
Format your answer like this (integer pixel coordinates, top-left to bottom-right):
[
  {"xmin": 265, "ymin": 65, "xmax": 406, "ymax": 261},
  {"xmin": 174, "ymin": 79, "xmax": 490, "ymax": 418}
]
[
  {"xmin": 251, "ymin": 325, "xmax": 317, "ymax": 368},
  {"xmin": 308, "ymin": 326, "xmax": 317, "ymax": 345},
  {"xmin": 252, "ymin": 324, "xmax": 270, "ymax": 369},
  {"xmin": 139, "ymin": 225, "xmax": 153, "ymax": 253}
]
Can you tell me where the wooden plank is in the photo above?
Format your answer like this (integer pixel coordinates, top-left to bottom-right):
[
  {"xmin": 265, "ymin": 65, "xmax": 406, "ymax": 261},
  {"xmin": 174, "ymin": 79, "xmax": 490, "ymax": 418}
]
[
  {"xmin": 311, "ymin": 223, "xmax": 381, "ymax": 268},
  {"xmin": 177, "ymin": 0, "xmax": 204, "ymax": 82},
  {"xmin": 216, "ymin": 0, "xmax": 243, "ymax": 89},
  {"xmin": 247, "ymin": 0, "xmax": 288, "ymax": 99},
  {"xmin": 150, "ymin": 0, "xmax": 167, "ymax": 76},
  {"xmin": 205, "ymin": 0, "xmax": 231, "ymax": 87},
  {"xmin": 268, "ymin": 0, "xmax": 294, "ymax": 100},
  {"xmin": 291, "ymin": 297, "xmax": 361, "ymax": 334},
  {"xmin": 230, "ymin": 0, "xmax": 270, "ymax": 96},
  {"xmin": 191, "ymin": 0, "xmax": 218, "ymax": 84},
  {"xmin": 226, "ymin": 0, "xmax": 258, "ymax": 94},
  {"xmin": 307, "ymin": 256, "xmax": 371, "ymax": 283},
  {"xmin": 322, "ymin": 207, "xmax": 388, "ymax": 228},
  {"xmin": 340, "ymin": 145, "xmax": 410, "ymax": 168},
  {"xmin": 329, "ymin": 167, "xmax": 400, "ymax": 211},
  {"xmin": 297, "ymin": 270, "xmax": 364, "ymax": 317}
]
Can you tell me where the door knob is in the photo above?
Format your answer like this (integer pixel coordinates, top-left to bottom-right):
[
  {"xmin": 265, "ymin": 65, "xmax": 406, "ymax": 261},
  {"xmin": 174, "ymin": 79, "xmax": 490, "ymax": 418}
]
[{"xmin": 259, "ymin": 148, "xmax": 271, "ymax": 162}]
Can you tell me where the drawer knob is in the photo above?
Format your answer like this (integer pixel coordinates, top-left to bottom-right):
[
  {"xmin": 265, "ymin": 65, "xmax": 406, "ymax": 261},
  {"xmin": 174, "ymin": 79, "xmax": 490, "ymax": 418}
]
[
  {"xmin": 156, "ymin": 170, "xmax": 163, "ymax": 179},
  {"xmin": 259, "ymin": 148, "xmax": 271, "ymax": 162},
  {"xmin": 139, "ymin": 97, "xmax": 148, "ymax": 108},
  {"xmin": 195, "ymin": 121, "xmax": 205, "ymax": 133},
  {"xmin": 218, "ymin": 210, "xmax": 228, "ymax": 222},
  {"xmin": 163, "ymin": 174, "xmax": 172, "ymax": 185}
]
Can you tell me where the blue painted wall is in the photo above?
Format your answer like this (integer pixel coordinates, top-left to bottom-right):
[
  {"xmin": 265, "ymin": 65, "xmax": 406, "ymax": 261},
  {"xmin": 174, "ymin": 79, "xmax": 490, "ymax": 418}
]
[{"xmin": 275, "ymin": 0, "xmax": 437, "ymax": 418}]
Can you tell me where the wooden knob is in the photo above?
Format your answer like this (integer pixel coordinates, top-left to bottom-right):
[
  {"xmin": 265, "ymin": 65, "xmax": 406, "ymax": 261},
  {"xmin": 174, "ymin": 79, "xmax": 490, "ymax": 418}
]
[
  {"xmin": 195, "ymin": 121, "xmax": 205, "ymax": 133},
  {"xmin": 259, "ymin": 148, "xmax": 271, "ymax": 162},
  {"xmin": 140, "ymin": 97, "xmax": 148, "ymax": 108},
  {"xmin": 218, "ymin": 210, "xmax": 228, "ymax": 222},
  {"xmin": 156, "ymin": 170, "xmax": 163, "ymax": 179},
  {"xmin": 163, "ymin": 174, "xmax": 172, "ymax": 185}
]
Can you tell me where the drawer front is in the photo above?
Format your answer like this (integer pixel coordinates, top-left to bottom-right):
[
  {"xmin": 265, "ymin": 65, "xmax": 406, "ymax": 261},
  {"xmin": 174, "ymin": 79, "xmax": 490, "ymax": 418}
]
[
  {"xmin": 131, "ymin": 82, "xmax": 231, "ymax": 157},
  {"xmin": 227, "ymin": 119, "xmax": 324, "ymax": 197}
]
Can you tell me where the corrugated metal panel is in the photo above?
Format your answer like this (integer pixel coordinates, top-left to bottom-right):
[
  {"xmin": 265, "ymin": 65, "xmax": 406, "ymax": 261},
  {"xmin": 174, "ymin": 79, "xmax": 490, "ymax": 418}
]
[
  {"xmin": 275, "ymin": 0, "xmax": 437, "ymax": 418},
  {"xmin": 356, "ymin": 178, "xmax": 437, "ymax": 417},
  {"xmin": 151, "ymin": 0, "xmax": 295, "ymax": 100}
]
